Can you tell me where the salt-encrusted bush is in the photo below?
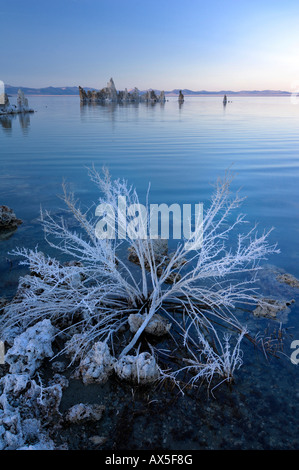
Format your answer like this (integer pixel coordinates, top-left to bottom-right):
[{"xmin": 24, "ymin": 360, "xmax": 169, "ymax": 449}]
[{"xmin": 0, "ymin": 168, "xmax": 279, "ymax": 389}]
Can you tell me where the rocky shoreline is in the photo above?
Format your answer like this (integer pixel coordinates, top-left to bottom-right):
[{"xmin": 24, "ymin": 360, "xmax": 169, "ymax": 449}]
[
  {"xmin": 0, "ymin": 240, "xmax": 298, "ymax": 449},
  {"xmin": 1, "ymin": 197, "xmax": 299, "ymax": 450}
]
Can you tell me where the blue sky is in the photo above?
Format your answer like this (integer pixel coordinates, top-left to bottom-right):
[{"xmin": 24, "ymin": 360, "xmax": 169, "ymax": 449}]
[{"xmin": 1, "ymin": 0, "xmax": 299, "ymax": 91}]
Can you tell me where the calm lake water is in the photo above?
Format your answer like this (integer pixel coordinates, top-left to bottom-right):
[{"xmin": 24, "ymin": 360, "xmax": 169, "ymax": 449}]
[{"xmin": 1, "ymin": 95, "xmax": 299, "ymax": 449}]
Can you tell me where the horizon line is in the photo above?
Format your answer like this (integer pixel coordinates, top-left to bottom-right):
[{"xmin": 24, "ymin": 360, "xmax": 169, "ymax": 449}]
[{"xmin": 3, "ymin": 84, "xmax": 293, "ymax": 95}]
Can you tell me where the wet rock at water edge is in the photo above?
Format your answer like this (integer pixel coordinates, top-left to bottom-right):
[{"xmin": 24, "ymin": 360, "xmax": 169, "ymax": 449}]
[
  {"xmin": 0, "ymin": 205, "xmax": 22, "ymax": 232},
  {"xmin": 5, "ymin": 319, "xmax": 57, "ymax": 376},
  {"xmin": 75, "ymin": 341, "xmax": 116, "ymax": 385},
  {"xmin": 114, "ymin": 352, "xmax": 160, "ymax": 384},
  {"xmin": 65, "ymin": 403, "xmax": 105, "ymax": 424},
  {"xmin": 0, "ymin": 89, "xmax": 34, "ymax": 115}
]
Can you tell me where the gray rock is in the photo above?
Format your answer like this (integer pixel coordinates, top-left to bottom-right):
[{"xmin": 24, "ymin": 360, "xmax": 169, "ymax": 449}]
[
  {"xmin": 252, "ymin": 298, "xmax": 295, "ymax": 319},
  {"xmin": 76, "ymin": 341, "xmax": 116, "ymax": 385},
  {"xmin": 114, "ymin": 352, "xmax": 160, "ymax": 384},
  {"xmin": 276, "ymin": 272, "xmax": 299, "ymax": 289},
  {"xmin": 0, "ymin": 87, "xmax": 34, "ymax": 115},
  {"xmin": 0, "ymin": 205, "xmax": 22, "ymax": 232},
  {"xmin": 65, "ymin": 403, "xmax": 105, "ymax": 423},
  {"xmin": 5, "ymin": 319, "xmax": 56, "ymax": 376},
  {"xmin": 79, "ymin": 78, "xmax": 166, "ymax": 104},
  {"xmin": 128, "ymin": 313, "xmax": 171, "ymax": 336}
]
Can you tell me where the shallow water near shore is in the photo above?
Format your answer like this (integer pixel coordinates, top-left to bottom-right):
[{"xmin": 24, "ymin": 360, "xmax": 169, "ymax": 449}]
[{"xmin": 1, "ymin": 95, "xmax": 299, "ymax": 449}]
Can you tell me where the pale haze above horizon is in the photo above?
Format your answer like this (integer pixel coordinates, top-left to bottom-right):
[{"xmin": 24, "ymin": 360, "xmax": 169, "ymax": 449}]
[{"xmin": 1, "ymin": 0, "xmax": 299, "ymax": 92}]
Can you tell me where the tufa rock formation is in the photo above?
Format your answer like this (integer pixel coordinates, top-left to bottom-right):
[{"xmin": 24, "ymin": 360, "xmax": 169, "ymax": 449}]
[
  {"xmin": 0, "ymin": 87, "xmax": 34, "ymax": 115},
  {"xmin": 79, "ymin": 78, "xmax": 166, "ymax": 104}
]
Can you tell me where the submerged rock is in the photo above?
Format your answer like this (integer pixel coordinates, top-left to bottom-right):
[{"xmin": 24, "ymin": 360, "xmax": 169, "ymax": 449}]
[
  {"xmin": 128, "ymin": 313, "xmax": 171, "ymax": 336},
  {"xmin": 162, "ymin": 271, "xmax": 182, "ymax": 284},
  {"xmin": 128, "ymin": 239, "xmax": 182, "ymax": 284},
  {"xmin": 0, "ymin": 205, "xmax": 22, "ymax": 232},
  {"xmin": 89, "ymin": 435, "xmax": 108, "ymax": 446},
  {"xmin": 276, "ymin": 272, "xmax": 299, "ymax": 289},
  {"xmin": 114, "ymin": 352, "xmax": 160, "ymax": 384},
  {"xmin": 65, "ymin": 403, "xmax": 105, "ymax": 424},
  {"xmin": 128, "ymin": 238, "xmax": 168, "ymax": 268},
  {"xmin": 252, "ymin": 298, "xmax": 295, "ymax": 319}
]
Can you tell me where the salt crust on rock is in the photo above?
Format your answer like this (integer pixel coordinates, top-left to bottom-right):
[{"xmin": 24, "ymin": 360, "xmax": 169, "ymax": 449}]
[
  {"xmin": 128, "ymin": 313, "xmax": 171, "ymax": 336},
  {"xmin": 0, "ymin": 317, "xmax": 66, "ymax": 449},
  {"xmin": 0, "ymin": 373, "xmax": 62, "ymax": 450},
  {"xmin": 114, "ymin": 352, "xmax": 160, "ymax": 384},
  {"xmin": 64, "ymin": 333, "xmax": 86, "ymax": 359},
  {"xmin": 65, "ymin": 403, "xmax": 105, "ymax": 424},
  {"xmin": 76, "ymin": 341, "xmax": 116, "ymax": 385},
  {"xmin": 5, "ymin": 319, "xmax": 57, "ymax": 376},
  {"xmin": 68, "ymin": 338, "xmax": 160, "ymax": 385}
]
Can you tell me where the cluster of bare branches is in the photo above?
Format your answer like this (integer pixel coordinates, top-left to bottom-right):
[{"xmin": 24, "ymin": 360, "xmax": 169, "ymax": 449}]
[{"xmin": 0, "ymin": 168, "xmax": 279, "ymax": 389}]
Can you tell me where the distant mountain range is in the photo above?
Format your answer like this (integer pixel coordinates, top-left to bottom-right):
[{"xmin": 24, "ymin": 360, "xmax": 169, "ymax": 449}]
[
  {"xmin": 165, "ymin": 89, "xmax": 291, "ymax": 97},
  {"xmin": 4, "ymin": 84, "xmax": 292, "ymax": 97},
  {"xmin": 5, "ymin": 85, "xmax": 84, "ymax": 96}
]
